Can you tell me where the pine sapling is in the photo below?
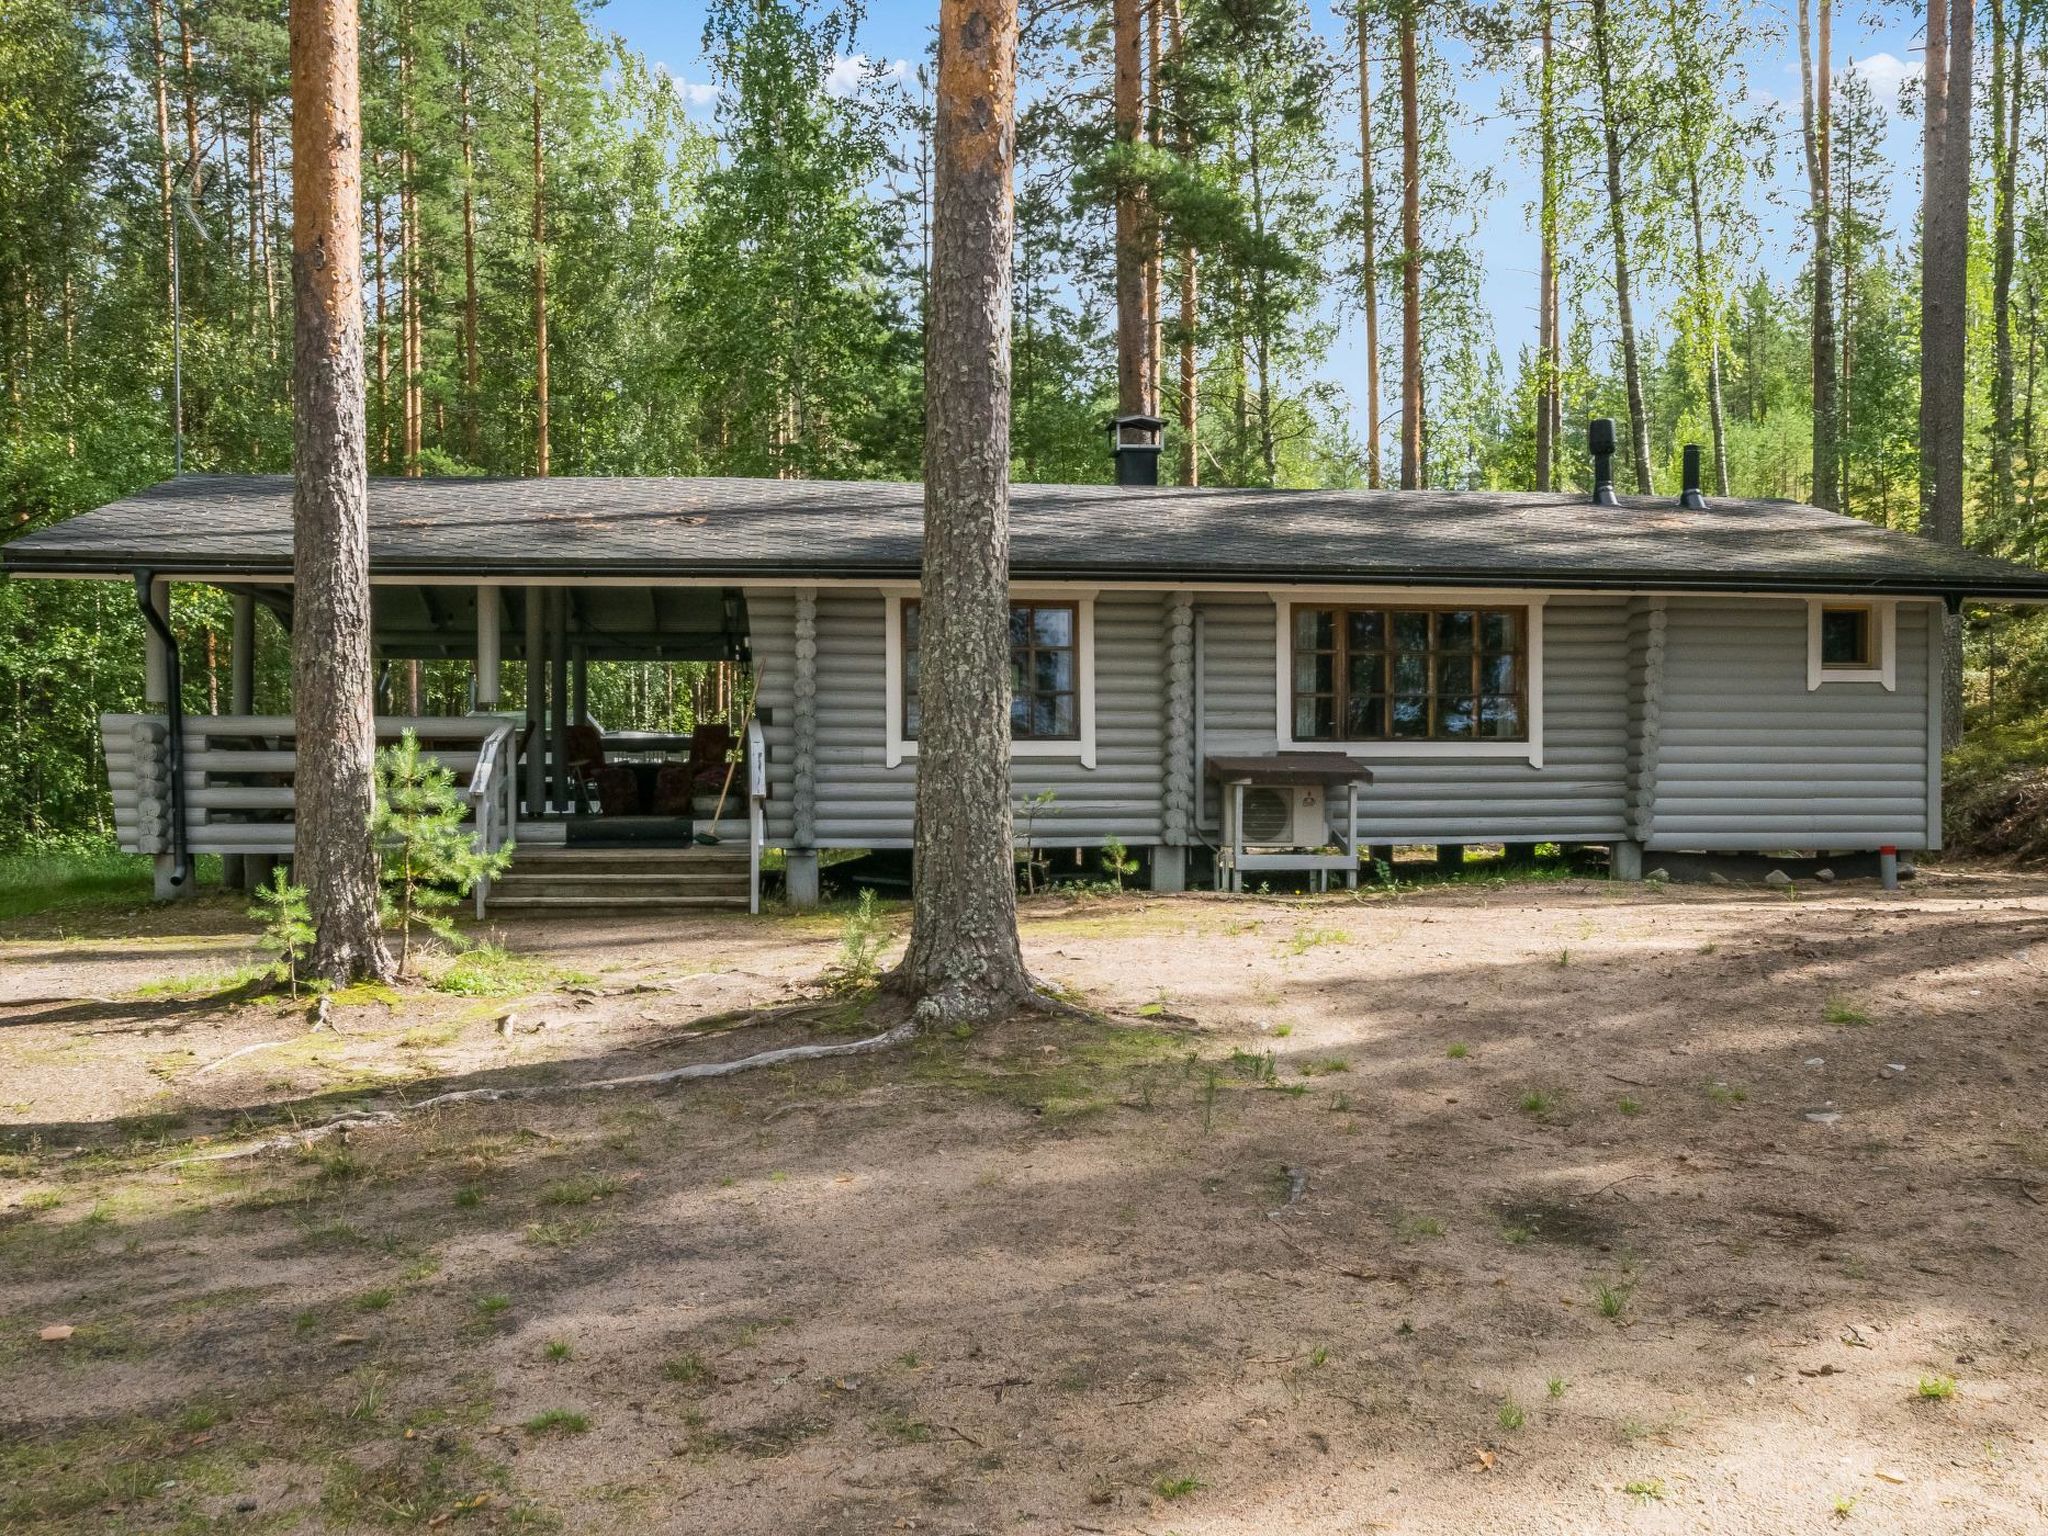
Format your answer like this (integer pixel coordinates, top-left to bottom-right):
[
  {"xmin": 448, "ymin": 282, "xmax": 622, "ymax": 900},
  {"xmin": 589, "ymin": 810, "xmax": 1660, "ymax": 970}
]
[
  {"xmin": 249, "ymin": 865, "xmax": 315, "ymax": 997},
  {"xmin": 372, "ymin": 731, "xmax": 514, "ymax": 975}
]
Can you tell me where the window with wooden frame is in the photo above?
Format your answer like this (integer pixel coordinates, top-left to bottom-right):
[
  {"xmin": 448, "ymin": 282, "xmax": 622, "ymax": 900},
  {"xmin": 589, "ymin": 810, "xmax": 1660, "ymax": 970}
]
[
  {"xmin": 1818, "ymin": 605, "xmax": 1872, "ymax": 668},
  {"xmin": 1288, "ymin": 605, "xmax": 1528, "ymax": 743},
  {"xmin": 1806, "ymin": 598, "xmax": 1896, "ymax": 689},
  {"xmin": 901, "ymin": 599, "xmax": 1080, "ymax": 742}
]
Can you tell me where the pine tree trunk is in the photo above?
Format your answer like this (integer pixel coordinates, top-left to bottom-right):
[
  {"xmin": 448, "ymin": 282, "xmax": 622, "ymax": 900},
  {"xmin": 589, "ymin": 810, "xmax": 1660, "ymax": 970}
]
[
  {"xmin": 1686, "ymin": 170, "xmax": 1731, "ymax": 495},
  {"xmin": 372, "ymin": 181, "xmax": 390, "ymax": 471},
  {"xmin": 1398, "ymin": 2, "xmax": 1422, "ymax": 489},
  {"xmin": 148, "ymin": 0, "xmax": 176, "ymax": 363},
  {"xmin": 1989, "ymin": 0, "xmax": 2024, "ymax": 521},
  {"xmin": 1168, "ymin": 0, "xmax": 1198, "ymax": 486},
  {"xmin": 1534, "ymin": 0, "xmax": 1555, "ymax": 491},
  {"xmin": 1921, "ymin": 0, "xmax": 1972, "ymax": 745},
  {"xmin": 1590, "ymin": 0, "xmax": 1652, "ymax": 493},
  {"xmin": 531, "ymin": 35, "xmax": 551, "ymax": 479},
  {"xmin": 1358, "ymin": 3, "xmax": 1383, "ymax": 489},
  {"xmin": 1113, "ymin": 0, "xmax": 1155, "ymax": 416},
  {"xmin": 291, "ymin": 0, "xmax": 395, "ymax": 986},
  {"xmin": 460, "ymin": 42, "xmax": 483, "ymax": 464},
  {"xmin": 1798, "ymin": 0, "xmax": 1838, "ymax": 508},
  {"xmin": 400, "ymin": 6, "xmax": 422, "ymax": 476},
  {"xmin": 893, "ymin": 0, "xmax": 1034, "ymax": 1026},
  {"xmin": 1146, "ymin": 0, "xmax": 1164, "ymax": 407}
]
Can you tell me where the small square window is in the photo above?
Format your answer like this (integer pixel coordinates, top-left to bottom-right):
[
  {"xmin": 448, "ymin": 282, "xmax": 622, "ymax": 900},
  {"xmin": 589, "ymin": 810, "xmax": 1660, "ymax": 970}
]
[{"xmin": 1820, "ymin": 606, "xmax": 1871, "ymax": 668}]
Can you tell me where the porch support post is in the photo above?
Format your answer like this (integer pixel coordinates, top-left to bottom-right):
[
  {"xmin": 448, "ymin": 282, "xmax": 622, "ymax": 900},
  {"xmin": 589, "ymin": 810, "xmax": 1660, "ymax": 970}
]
[
  {"xmin": 787, "ymin": 589, "xmax": 820, "ymax": 908},
  {"xmin": 524, "ymin": 586, "xmax": 545, "ymax": 816},
  {"xmin": 475, "ymin": 583, "xmax": 501, "ymax": 710},
  {"xmin": 572, "ymin": 650, "xmax": 588, "ymax": 725},
  {"xmin": 1156, "ymin": 590, "xmax": 1194, "ymax": 895},
  {"xmin": 223, "ymin": 593, "xmax": 257, "ymax": 890},
  {"xmin": 140, "ymin": 578, "xmax": 186, "ymax": 902},
  {"xmin": 550, "ymin": 588, "xmax": 571, "ymax": 813}
]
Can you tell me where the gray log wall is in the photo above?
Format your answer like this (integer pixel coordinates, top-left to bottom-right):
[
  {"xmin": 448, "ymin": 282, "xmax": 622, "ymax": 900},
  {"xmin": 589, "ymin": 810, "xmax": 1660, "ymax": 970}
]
[{"xmin": 743, "ymin": 586, "xmax": 1947, "ymax": 857}]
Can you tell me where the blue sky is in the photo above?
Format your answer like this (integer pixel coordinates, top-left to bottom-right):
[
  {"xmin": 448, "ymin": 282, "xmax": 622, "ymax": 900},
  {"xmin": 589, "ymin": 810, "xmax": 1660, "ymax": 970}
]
[{"xmin": 601, "ymin": 0, "xmax": 1927, "ymax": 395}]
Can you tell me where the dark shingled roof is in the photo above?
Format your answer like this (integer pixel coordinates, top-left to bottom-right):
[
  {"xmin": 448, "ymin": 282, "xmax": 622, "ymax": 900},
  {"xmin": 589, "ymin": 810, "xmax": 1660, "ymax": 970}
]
[{"xmin": 7, "ymin": 472, "xmax": 2048, "ymax": 598}]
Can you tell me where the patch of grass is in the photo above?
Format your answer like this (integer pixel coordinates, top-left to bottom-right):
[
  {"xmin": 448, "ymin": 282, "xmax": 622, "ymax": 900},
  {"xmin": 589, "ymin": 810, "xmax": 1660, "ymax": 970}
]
[
  {"xmin": 1824, "ymin": 996, "xmax": 1871, "ymax": 1026},
  {"xmin": 1497, "ymin": 1396, "xmax": 1526, "ymax": 1431},
  {"xmin": 539, "ymin": 1174, "xmax": 623, "ymax": 1206},
  {"xmin": 1547, "ymin": 1376, "xmax": 1568, "ymax": 1399},
  {"xmin": 1271, "ymin": 1023, "xmax": 1293, "ymax": 1037},
  {"xmin": 1833, "ymin": 1494, "xmax": 1858, "ymax": 1519},
  {"xmin": 522, "ymin": 1408, "xmax": 590, "ymax": 1435},
  {"xmin": 354, "ymin": 1288, "xmax": 396, "ymax": 1312},
  {"xmin": 1623, "ymin": 1477, "xmax": 1667, "ymax": 1503},
  {"xmin": 1617, "ymin": 1095, "xmax": 1643, "ymax": 1116},
  {"xmin": 874, "ymin": 1408, "xmax": 931, "ymax": 1444},
  {"xmin": 1153, "ymin": 1474, "xmax": 1204, "ymax": 1501},
  {"xmin": 1396, "ymin": 1212, "xmax": 1446, "ymax": 1240},
  {"xmin": 453, "ymin": 1183, "xmax": 484, "ymax": 1209},
  {"xmin": 0, "ymin": 849, "xmax": 222, "ymax": 922},
  {"xmin": 1917, "ymin": 1375, "xmax": 1957, "ymax": 1401},
  {"xmin": 473, "ymin": 1293, "xmax": 511, "ymax": 1320},
  {"xmin": 431, "ymin": 943, "xmax": 581, "ymax": 997},
  {"xmin": 524, "ymin": 1218, "xmax": 601, "ymax": 1249},
  {"xmin": 663, "ymin": 1352, "xmax": 707, "ymax": 1385},
  {"xmin": 129, "ymin": 962, "xmax": 269, "ymax": 1000},
  {"xmin": 1301, "ymin": 1057, "xmax": 1350, "ymax": 1076},
  {"xmin": 1501, "ymin": 1224, "xmax": 1533, "ymax": 1245},
  {"xmin": 1308, "ymin": 1346, "xmax": 1329, "ymax": 1368},
  {"xmin": 1706, "ymin": 1081, "xmax": 1748, "ymax": 1107},
  {"xmin": 1518, "ymin": 1088, "xmax": 1559, "ymax": 1117},
  {"xmin": 1446, "ymin": 1042, "xmax": 1469, "ymax": 1059},
  {"xmin": 1594, "ymin": 1279, "xmax": 1632, "ymax": 1319},
  {"xmin": 543, "ymin": 1339, "xmax": 573, "ymax": 1362},
  {"xmin": 1280, "ymin": 926, "xmax": 1343, "ymax": 956}
]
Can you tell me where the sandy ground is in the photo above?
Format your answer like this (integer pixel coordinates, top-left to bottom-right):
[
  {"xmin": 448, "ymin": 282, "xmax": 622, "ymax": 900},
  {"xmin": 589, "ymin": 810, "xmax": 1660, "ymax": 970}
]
[{"xmin": 2, "ymin": 870, "xmax": 2046, "ymax": 1534}]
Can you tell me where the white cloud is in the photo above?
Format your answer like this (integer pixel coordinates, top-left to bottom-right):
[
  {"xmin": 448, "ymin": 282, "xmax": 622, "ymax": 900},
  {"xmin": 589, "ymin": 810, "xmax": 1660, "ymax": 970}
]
[
  {"xmin": 658, "ymin": 66, "xmax": 721, "ymax": 111},
  {"xmin": 1844, "ymin": 51, "xmax": 1920, "ymax": 106},
  {"xmin": 824, "ymin": 53, "xmax": 909, "ymax": 97}
]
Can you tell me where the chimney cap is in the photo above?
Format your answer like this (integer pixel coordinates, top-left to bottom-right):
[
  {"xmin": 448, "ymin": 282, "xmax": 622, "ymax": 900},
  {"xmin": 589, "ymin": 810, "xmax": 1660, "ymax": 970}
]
[
  {"xmin": 1108, "ymin": 413, "xmax": 1168, "ymax": 434},
  {"xmin": 1587, "ymin": 417, "xmax": 1617, "ymax": 455}
]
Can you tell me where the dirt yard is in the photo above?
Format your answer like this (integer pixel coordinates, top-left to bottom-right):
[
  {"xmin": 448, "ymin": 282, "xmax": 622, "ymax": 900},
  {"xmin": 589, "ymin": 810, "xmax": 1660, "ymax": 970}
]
[{"xmin": 3, "ymin": 869, "xmax": 2046, "ymax": 1535}]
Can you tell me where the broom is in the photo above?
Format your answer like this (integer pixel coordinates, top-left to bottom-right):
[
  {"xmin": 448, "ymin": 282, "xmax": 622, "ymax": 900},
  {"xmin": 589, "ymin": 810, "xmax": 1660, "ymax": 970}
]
[{"xmin": 692, "ymin": 756, "xmax": 738, "ymax": 845}]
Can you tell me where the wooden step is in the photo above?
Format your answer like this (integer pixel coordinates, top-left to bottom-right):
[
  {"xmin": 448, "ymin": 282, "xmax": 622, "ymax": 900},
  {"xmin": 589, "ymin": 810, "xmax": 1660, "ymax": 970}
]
[
  {"xmin": 485, "ymin": 894, "xmax": 748, "ymax": 913},
  {"xmin": 508, "ymin": 846, "xmax": 748, "ymax": 867},
  {"xmin": 492, "ymin": 876, "xmax": 749, "ymax": 901}
]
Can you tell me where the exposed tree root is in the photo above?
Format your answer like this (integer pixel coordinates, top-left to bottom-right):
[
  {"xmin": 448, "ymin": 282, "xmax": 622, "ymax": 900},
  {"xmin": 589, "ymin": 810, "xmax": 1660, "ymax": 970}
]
[{"xmin": 169, "ymin": 1008, "xmax": 921, "ymax": 1166}]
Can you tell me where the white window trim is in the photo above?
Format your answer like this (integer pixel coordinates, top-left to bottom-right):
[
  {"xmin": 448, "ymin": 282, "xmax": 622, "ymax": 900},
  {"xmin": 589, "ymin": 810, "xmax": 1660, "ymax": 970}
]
[
  {"xmin": 1807, "ymin": 598, "xmax": 1896, "ymax": 690},
  {"xmin": 884, "ymin": 589, "xmax": 1097, "ymax": 769},
  {"xmin": 1271, "ymin": 590, "xmax": 1547, "ymax": 769}
]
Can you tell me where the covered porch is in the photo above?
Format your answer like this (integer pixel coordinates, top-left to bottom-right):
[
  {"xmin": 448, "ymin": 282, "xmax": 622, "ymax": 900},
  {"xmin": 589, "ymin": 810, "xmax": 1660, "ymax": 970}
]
[{"xmin": 117, "ymin": 577, "xmax": 766, "ymax": 914}]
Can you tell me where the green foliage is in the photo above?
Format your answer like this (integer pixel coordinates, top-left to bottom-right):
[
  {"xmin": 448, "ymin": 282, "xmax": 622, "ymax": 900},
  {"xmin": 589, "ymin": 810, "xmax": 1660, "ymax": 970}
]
[
  {"xmin": 371, "ymin": 732, "xmax": 512, "ymax": 974},
  {"xmin": 248, "ymin": 866, "xmax": 315, "ymax": 997},
  {"xmin": 823, "ymin": 888, "xmax": 887, "ymax": 994},
  {"xmin": 1099, "ymin": 836, "xmax": 1138, "ymax": 892}
]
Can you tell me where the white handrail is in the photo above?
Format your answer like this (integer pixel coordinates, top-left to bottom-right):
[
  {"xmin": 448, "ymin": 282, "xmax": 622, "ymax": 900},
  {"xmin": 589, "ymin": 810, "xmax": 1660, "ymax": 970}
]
[
  {"xmin": 747, "ymin": 722, "xmax": 767, "ymax": 916},
  {"xmin": 469, "ymin": 723, "xmax": 516, "ymax": 917}
]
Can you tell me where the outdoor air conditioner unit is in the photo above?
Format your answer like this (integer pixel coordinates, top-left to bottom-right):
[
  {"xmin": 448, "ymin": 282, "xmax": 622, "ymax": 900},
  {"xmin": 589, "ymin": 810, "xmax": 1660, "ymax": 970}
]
[{"xmin": 1239, "ymin": 783, "xmax": 1327, "ymax": 848}]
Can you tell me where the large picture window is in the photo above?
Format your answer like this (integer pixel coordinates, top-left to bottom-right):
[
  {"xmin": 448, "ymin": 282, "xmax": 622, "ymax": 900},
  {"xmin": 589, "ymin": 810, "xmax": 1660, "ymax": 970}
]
[
  {"xmin": 1289, "ymin": 604, "xmax": 1527, "ymax": 742},
  {"xmin": 902, "ymin": 599, "xmax": 1080, "ymax": 742}
]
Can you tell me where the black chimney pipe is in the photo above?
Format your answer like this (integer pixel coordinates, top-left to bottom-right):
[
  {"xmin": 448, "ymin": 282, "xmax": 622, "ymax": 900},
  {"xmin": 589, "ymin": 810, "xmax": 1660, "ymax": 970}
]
[
  {"xmin": 1108, "ymin": 413, "xmax": 1166, "ymax": 487},
  {"xmin": 1588, "ymin": 418, "xmax": 1618, "ymax": 506},
  {"xmin": 1679, "ymin": 445, "xmax": 1708, "ymax": 510}
]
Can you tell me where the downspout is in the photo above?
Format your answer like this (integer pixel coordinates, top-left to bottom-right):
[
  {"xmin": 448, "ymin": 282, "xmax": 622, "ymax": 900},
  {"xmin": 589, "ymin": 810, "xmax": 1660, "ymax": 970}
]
[{"xmin": 135, "ymin": 571, "xmax": 190, "ymax": 890}]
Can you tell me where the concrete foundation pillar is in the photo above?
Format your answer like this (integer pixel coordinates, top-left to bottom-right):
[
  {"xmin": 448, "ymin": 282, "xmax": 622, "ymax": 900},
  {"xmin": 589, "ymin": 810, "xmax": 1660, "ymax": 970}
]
[
  {"xmin": 1879, "ymin": 846, "xmax": 1899, "ymax": 891},
  {"xmin": 1503, "ymin": 841, "xmax": 1538, "ymax": 868},
  {"xmin": 1610, "ymin": 840, "xmax": 1644, "ymax": 882},
  {"xmin": 1149, "ymin": 845, "xmax": 1186, "ymax": 893},
  {"xmin": 1436, "ymin": 843, "xmax": 1466, "ymax": 873},
  {"xmin": 785, "ymin": 850, "xmax": 821, "ymax": 909}
]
